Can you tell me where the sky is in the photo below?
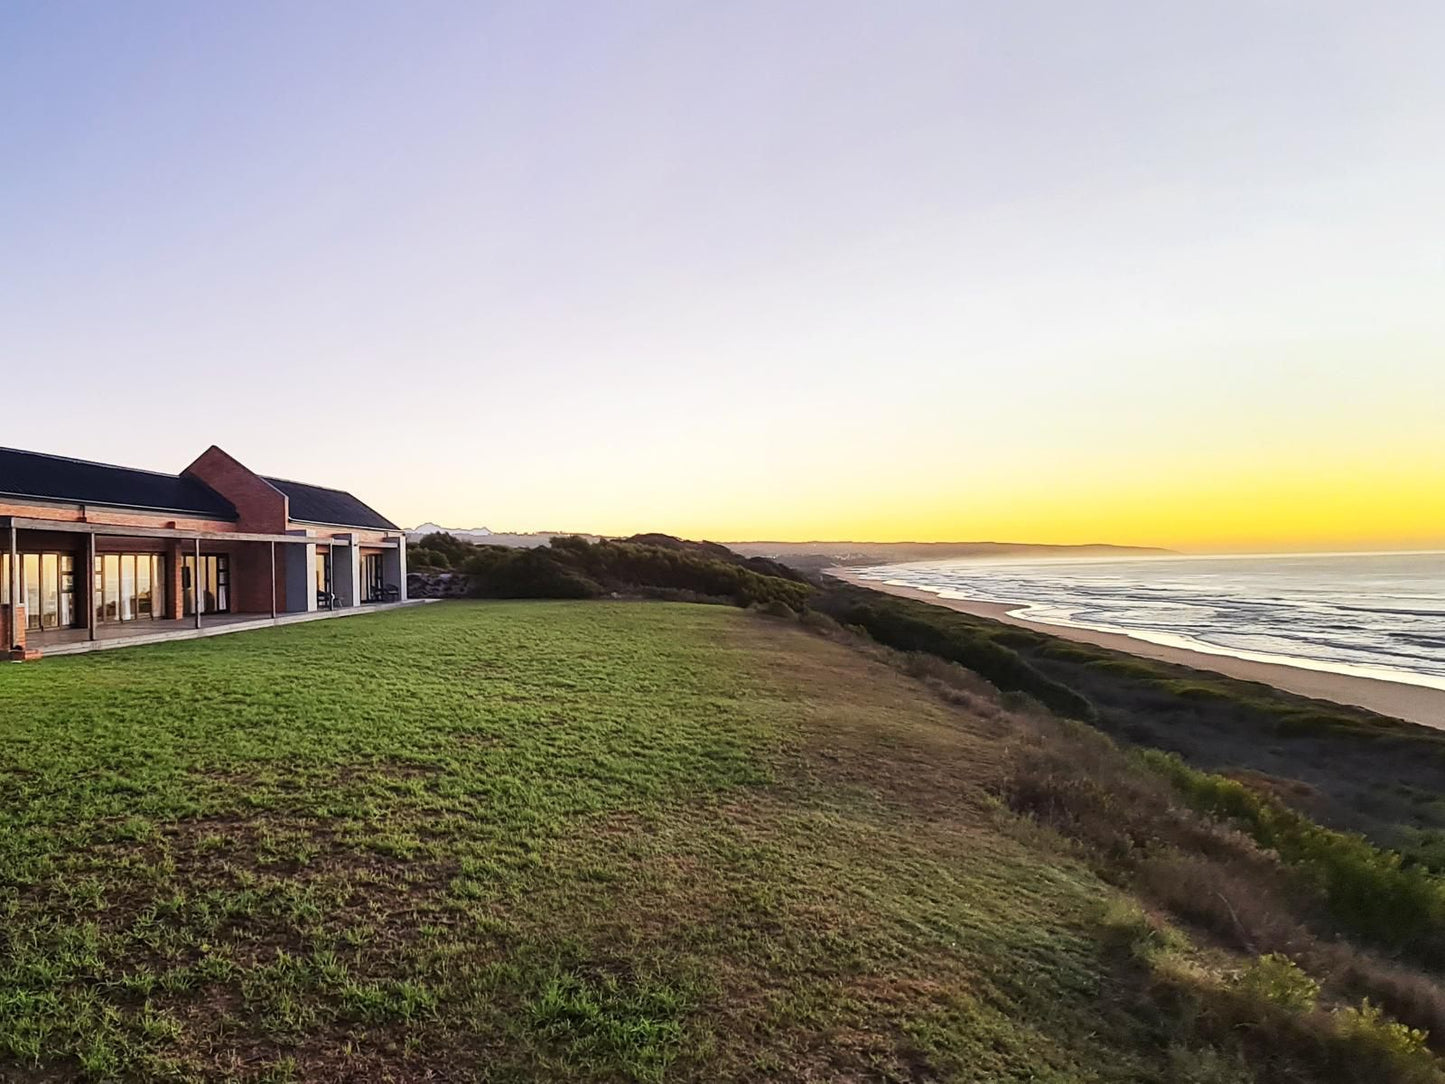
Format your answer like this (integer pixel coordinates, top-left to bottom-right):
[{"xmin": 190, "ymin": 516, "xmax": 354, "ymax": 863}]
[{"xmin": 2, "ymin": 1, "xmax": 1442, "ymax": 552}]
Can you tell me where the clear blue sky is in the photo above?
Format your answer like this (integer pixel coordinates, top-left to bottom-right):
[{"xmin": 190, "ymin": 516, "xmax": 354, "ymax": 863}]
[{"xmin": 4, "ymin": 2, "xmax": 1443, "ymax": 548}]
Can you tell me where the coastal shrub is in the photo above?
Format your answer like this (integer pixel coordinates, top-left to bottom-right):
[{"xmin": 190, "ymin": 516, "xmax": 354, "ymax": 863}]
[
  {"xmin": 994, "ymin": 712, "xmax": 1445, "ymax": 1047},
  {"xmin": 798, "ymin": 607, "xmax": 843, "ymax": 635},
  {"xmin": 465, "ymin": 546, "xmax": 602, "ymax": 599},
  {"xmin": 1197, "ymin": 970, "xmax": 1440, "ymax": 1083},
  {"xmin": 409, "ymin": 531, "xmax": 479, "ymax": 571},
  {"xmin": 555, "ymin": 538, "xmax": 813, "ymax": 610},
  {"xmin": 453, "ymin": 536, "xmax": 813, "ymax": 609},
  {"xmin": 1092, "ymin": 902, "xmax": 1438, "ymax": 1083},
  {"xmin": 813, "ymin": 590, "xmax": 1096, "ymax": 720},
  {"xmin": 1096, "ymin": 902, "xmax": 1440, "ymax": 1083},
  {"xmin": 1142, "ymin": 751, "xmax": 1445, "ymax": 965},
  {"xmin": 1232, "ymin": 953, "xmax": 1319, "ymax": 1012}
]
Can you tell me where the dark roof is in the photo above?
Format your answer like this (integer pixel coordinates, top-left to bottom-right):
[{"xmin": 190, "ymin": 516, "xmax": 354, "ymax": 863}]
[
  {"xmin": 263, "ymin": 477, "xmax": 399, "ymax": 531},
  {"xmin": 0, "ymin": 446, "xmax": 237, "ymax": 519}
]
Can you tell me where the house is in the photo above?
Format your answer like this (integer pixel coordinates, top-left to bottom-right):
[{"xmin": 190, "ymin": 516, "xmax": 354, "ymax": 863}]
[{"xmin": 1, "ymin": 445, "xmax": 408, "ymax": 659}]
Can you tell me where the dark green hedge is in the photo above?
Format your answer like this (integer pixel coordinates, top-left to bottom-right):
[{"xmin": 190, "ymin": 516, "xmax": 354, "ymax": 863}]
[
  {"xmin": 811, "ymin": 589, "xmax": 1096, "ymax": 721},
  {"xmin": 448, "ymin": 536, "xmax": 813, "ymax": 610}
]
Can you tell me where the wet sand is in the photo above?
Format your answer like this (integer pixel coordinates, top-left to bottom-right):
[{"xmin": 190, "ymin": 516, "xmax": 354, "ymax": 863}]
[{"xmin": 826, "ymin": 568, "xmax": 1445, "ymax": 731}]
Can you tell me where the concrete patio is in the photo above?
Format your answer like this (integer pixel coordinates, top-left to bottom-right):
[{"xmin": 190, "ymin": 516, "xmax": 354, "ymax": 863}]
[{"xmin": 23, "ymin": 599, "xmax": 434, "ymax": 658}]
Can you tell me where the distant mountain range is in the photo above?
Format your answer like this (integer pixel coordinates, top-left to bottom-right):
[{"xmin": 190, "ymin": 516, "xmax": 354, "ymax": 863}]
[
  {"xmin": 408, "ymin": 523, "xmax": 601, "ymax": 549},
  {"xmin": 410, "ymin": 522, "xmax": 492, "ymax": 541},
  {"xmin": 409, "ymin": 525, "xmax": 1171, "ymax": 563},
  {"xmin": 724, "ymin": 540, "xmax": 1176, "ymax": 570}
]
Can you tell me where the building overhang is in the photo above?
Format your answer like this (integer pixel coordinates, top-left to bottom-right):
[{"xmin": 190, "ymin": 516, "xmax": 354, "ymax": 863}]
[
  {"xmin": 0, "ymin": 492, "xmax": 239, "ymax": 523},
  {"xmin": 1, "ymin": 516, "xmax": 400, "ymax": 548}
]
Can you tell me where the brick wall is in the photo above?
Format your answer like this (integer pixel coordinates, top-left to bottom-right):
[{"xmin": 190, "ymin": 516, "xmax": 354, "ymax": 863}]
[
  {"xmin": 165, "ymin": 542, "xmax": 184, "ymax": 620},
  {"xmin": 182, "ymin": 447, "xmax": 289, "ymax": 534},
  {"xmin": 0, "ymin": 500, "xmax": 235, "ymax": 534},
  {"xmin": 1, "ymin": 603, "xmax": 25, "ymax": 651},
  {"xmin": 232, "ymin": 542, "xmax": 281, "ymax": 614}
]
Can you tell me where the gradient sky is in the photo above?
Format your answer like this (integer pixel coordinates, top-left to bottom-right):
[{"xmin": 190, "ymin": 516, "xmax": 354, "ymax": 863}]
[{"xmin": 3, "ymin": 2, "xmax": 1442, "ymax": 551}]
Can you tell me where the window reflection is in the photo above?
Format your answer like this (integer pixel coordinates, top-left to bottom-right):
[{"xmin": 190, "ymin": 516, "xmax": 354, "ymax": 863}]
[{"xmin": 182, "ymin": 555, "xmax": 230, "ymax": 616}]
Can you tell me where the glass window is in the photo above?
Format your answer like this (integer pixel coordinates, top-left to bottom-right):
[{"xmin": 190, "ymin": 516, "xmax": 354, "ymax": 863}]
[
  {"xmin": 10, "ymin": 552, "xmax": 78, "ymax": 630},
  {"xmin": 182, "ymin": 554, "xmax": 230, "ymax": 616},
  {"xmin": 104, "ymin": 555, "xmax": 120, "ymax": 622},
  {"xmin": 316, "ymin": 551, "xmax": 333, "ymax": 607},
  {"xmin": 59, "ymin": 556, "xmax": 74, "ymax": 627},
  {"xmin": 137, "ymin": 557, "xmax": 152, "ymax": 617},
  {"xmin": 363, "ymin": 554, "xmax": 385, "ymax": 602},
  {"xmin": 94, "ymin": 552, "xmax": 169, "ymax": 624},
  {"xmin": 215, "ymin": 556, "xmax": 229, "ymax": 613},
  {"xmin": 120, "ymin": 555, "xmax": 136, "ymax": 622},
  {"xmin": 39, "ymin": 554, "xmax": 58, "ymax": 628},
  {"xmin": 24, "ymin": 554, "xmax": 40, "ymax": 630}
]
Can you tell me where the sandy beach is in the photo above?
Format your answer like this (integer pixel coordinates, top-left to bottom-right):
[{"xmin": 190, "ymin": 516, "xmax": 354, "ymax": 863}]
[{"xmin": 826, "ymin": 568, "xmax": 1445, "ymax": 731}]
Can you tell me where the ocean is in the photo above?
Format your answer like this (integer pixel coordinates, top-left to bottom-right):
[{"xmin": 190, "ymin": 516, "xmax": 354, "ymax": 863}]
[{"xmin": 851, "ymin": 551, "xmax": 1445, "ymax": 691}]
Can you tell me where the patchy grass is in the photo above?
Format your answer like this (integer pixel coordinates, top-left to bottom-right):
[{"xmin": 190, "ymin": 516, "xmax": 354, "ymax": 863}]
[{"xmin": 0, "ymin": 601, "xmax": 1440, "ymax": 1081}]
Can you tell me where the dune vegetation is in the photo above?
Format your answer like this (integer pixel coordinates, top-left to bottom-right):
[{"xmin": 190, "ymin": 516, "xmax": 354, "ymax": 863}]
[{"xmin": 3, "ymin": 600, "xmax": 1445, "ymax": 1081}]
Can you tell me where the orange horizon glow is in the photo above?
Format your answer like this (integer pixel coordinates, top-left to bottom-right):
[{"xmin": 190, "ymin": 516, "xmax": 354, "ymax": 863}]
[{"xmin": 394, "ymin": 410, "xmax": 1445, "ymax": 554}]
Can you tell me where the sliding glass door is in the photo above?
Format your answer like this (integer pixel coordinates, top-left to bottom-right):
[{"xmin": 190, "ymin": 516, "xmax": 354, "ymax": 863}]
[
  {"xmin": 182, "ymin": 554, "xmax": 230, "ymax": 616},
  {"xmin": 362, "ymin": 554, "xmax": 385, "ymax": 602},
  {"xmin": 316, "ymin": 549, "xmax": 333, "ymax": 608},
  {"xmin": 94, "ymin": 554, "xmax": 168, "ymax": 625},
  {"xmin": 5, "ymin": 551, "xmax": 170, "ymax": 631},
  {"xmin": 1, "ymin": 553, "xmax": 77, "ymax": 630}
]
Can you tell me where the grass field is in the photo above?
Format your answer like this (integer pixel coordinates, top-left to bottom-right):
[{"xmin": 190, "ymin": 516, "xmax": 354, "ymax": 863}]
[{"xmin": 0, "ymin": 601, "xmax": 1421, "ymax": 1081}]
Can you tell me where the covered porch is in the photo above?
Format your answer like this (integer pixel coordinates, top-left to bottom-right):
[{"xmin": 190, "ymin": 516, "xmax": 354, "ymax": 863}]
[
  {"xmin": 25, "ymin": 599, "xmax": 427, "ymax": 657},
  {"xmin": 3, "ymin": 516, "xmax": 407, "ymax": 659}
]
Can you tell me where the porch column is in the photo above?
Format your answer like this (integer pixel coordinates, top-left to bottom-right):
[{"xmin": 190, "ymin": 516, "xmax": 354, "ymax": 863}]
[
  {"xmin": 270, "ymin": 542, "xmax": 277, "ymax": 619},
  {"xmin": 7, "ymin": 523, "xmax": 20, "ymax": 650},
  {"xmin": 87, "ymin": 533, "xmax": 97, "ymax": 641},
  {"xmin": 194, "ymin": 538, "xmax": 202, "ymax": 629}
]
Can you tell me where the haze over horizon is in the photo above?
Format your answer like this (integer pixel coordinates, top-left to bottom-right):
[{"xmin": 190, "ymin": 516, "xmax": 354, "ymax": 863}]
[{"xmin": 4, "ymin": 2, "xmax": 1442, "ymax": 553}]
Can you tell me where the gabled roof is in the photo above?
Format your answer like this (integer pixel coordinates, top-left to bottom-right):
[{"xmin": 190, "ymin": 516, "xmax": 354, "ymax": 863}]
[
  {"xmin": 0, "ymin": 446, "xmax": 237, "ymax": 519},
  {"xmin": 262, "ymin": 477, "xmax": 399, "ymax": 532}
]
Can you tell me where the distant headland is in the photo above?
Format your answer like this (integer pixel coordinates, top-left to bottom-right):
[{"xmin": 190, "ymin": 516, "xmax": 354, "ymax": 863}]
[{"xmin": 723, "ymin": 540, "xmax": 1176, "ymax": 570}]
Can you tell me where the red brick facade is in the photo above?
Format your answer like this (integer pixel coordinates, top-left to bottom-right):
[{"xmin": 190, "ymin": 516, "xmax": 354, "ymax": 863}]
[
  {"xmin": 182, "ymin": 447, "xmax": 290, "ymax": 534},
  {"xmin": 1, "ymin": 603, "xmax": 24, "ymax": 653}
]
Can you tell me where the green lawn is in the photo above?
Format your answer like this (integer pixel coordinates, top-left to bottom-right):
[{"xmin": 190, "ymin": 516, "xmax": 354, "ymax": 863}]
[{"xmin": 2, "ymin": 601, "xmax": 1204, "ymax": 1082}]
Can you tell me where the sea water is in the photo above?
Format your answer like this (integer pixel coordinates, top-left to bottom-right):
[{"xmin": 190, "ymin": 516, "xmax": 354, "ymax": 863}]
[{"xmin": 851, "ymin": 551, "xmax": 1445, "ymax": 690}]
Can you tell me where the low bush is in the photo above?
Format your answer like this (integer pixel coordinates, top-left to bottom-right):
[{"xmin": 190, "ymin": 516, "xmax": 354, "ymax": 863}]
[
  {"xmin": 995, "ymin": 714, "xmax": 1445, "ymax": 1048},
  {"xmin": 1100, "ymin": 903, "xmax": 1442, "ymax": 1083},
  {"xmin": 465, "ymin": 546, "xmax": 602, "ymax": 599},
  {"xmin": 409, "ymin": 531, "xmax": 480, "ymax": 571},
  {"xmin": 812, "ymin": 589, "xmax": 1096, "ymax": 720},
  {"xmin": 1143, "ymin": 751, "xmax": 1445, "ymax": 965},
  {"xmin": 442, "ymin": 535, "xmax": 815, "ymax": 610}
]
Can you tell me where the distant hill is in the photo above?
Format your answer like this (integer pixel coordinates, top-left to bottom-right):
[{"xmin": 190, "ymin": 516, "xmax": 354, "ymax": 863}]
[
  {"xmin": 408, "ymin": 523, "xmax": 601, "ymax": 548},
  {"xmin": 411, "ymin": 521, "xmax": 493, "ymax": 541},
  {"xmin": 409, "ymin": 528, "xmax": 1172, "ymax": 564},
  {"xmin": 725, "ymin": 540, "xmax": 1176, "ymax": 571},
  {"xmin": 408, "ymin": 532, "xmax": 810, "ymax": 607}
]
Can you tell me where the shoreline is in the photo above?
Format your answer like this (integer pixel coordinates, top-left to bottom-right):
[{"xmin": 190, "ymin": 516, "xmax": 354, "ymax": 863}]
[{"xmin": 825, "ymin": 568, "xmax": 1445, "ymax": 731}]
